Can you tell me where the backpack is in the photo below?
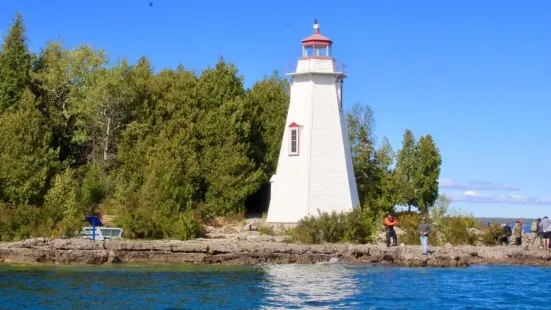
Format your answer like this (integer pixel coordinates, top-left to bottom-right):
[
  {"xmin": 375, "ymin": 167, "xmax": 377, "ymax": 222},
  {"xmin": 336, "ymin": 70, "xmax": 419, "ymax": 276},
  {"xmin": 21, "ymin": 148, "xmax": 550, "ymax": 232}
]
[{"xmin": 531, "ymin": 221, "xmax": 538, "ymax": 233}]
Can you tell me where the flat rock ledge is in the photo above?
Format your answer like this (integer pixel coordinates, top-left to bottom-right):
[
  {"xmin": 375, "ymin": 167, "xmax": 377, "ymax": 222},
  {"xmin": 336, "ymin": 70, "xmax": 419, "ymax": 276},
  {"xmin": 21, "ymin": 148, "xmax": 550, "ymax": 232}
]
[{"xmin": 1, "ymin": 238, "xmax": 551, "ymax": 267}]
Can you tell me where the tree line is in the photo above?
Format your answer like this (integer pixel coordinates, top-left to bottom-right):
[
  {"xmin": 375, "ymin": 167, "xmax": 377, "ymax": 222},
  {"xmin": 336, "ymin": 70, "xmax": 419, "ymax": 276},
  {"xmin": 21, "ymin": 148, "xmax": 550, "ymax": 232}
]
[
  {"xmin": 347, "ymin": 104, "xmax": 442, "ymax": 217},
  {"xmin": 0, "ymin": 13, "xmax": 441, "ymax": 240}
]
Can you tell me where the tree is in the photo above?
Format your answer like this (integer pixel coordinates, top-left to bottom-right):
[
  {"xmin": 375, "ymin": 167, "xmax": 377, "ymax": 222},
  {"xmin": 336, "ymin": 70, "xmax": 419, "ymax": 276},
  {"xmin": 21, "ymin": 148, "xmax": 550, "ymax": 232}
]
[
  {"xmin": 374, "ymin": 137, "xmax": 398, "ymax": 213},
  {"xmin": 347, "ymin": 103, "xmax": 376, "ymax": 204},
  {"xmin": 395, "ymin": 129, "xmax": 418, "ymax": 212},
  {"xmin": 0, "ymin": 90, "xmax": 59, "ymax": 205},
  {"xmin": 415, "ymin": 134, "xmax": 442, "ymax": 213},
  {"xmin": 0, "ymin": 13, "xmax": 31, "ymax": 111},
  {"xmin": 245, "ymin": 73, "xmax": 289, "ymax": 176},
  {"xmin": 80, "ymin": 61, "xmax": 135, "ymax": 165},
  {"xmin": 31, "ymin": 42, "xmax": 106, "ymax": 164},
  {"xmin": 43, "ymin": 169, "xmax": 84, "ymax": 237},
  {"xmin": 194, "ymin": 59, "xmax": 263, "ymax": 215}
]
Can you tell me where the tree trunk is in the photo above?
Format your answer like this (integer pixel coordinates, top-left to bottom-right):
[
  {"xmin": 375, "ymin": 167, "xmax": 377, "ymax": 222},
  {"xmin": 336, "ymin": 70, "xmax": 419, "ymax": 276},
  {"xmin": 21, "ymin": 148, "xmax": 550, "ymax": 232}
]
[{"xmin": 103, "ymin": 116, "xmax": 111, "ymax": 162}]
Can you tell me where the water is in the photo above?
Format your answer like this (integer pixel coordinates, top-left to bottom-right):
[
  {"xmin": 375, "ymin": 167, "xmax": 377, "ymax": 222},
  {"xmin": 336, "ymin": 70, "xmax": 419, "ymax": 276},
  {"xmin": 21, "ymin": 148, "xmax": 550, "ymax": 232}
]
[{"xmin": 1, "ymin": 263, "xmax": 550, "ymax": 309}]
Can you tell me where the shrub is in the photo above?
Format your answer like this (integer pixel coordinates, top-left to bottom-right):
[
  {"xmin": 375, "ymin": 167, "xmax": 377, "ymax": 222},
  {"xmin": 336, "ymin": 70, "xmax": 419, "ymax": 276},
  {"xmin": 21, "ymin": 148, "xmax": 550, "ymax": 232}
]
[
  {"xmin": 481, "ymin": 224, "xmax": 502, "ymax": 246},
  {"xmin": 397, "ymin": 196, "xmax": 478, "ymax": 246},
  {"xmin": 0, "ymin": 204, "xmax": 48, "ymax": 241},
  {"xmin": 173, "ymin": 210, "xmax": 203, "ymax": 240},
  {"xmin": 258, "ymin": 225, "xmax": 276, "ymax": 236},
  {"xmin": 290, "ymin": 208, "xmax": 378, "ymax": 244},
  {"xmin": 43, "ymin": 169, "xmax": 86, "ymax": 237},
  {"xmin": 396, "ymin": 213, "xmax": 435, "ymax": 245}
]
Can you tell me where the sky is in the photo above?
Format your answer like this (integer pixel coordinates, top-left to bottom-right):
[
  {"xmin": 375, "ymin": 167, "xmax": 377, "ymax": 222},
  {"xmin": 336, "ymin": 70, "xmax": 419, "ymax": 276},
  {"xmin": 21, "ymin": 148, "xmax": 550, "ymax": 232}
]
[{"xmin": 1, "ymin": 1, "xmax": 550, "ymax": 218}]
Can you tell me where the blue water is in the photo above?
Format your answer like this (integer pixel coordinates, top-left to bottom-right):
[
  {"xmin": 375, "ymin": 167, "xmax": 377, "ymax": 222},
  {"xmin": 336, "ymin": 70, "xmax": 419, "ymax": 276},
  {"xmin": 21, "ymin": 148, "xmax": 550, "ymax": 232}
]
[{"xmin": 1, "ymin": 263, "xmax": 550, "ymax": 309}]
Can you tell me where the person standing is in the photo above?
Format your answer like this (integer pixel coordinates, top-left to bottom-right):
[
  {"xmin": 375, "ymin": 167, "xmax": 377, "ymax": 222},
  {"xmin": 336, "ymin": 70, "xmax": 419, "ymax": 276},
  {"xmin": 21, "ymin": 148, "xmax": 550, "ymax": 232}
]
[
  {"xmin": 384, "ymin": 214, "xmax": 398, "ymax": 247},
  {"xmin": 418, "ymin": 218, "xmax": 431, "ymax": 255},
  {"xmin": 531, "ymin": 218, "xmax": 543, "ymax": 248},
  {"xmin": 541, "ymin": 216, "xmax": 551, "ymax": 249},
  {"xmin": 512, "ymin": 219, "xmax": 523, "ymax": 246}
]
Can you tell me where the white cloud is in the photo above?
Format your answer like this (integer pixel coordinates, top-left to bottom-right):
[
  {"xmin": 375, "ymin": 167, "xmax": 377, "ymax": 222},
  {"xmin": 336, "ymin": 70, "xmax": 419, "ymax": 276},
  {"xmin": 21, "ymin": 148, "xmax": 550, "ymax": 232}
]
[
  {"xmin": 438, "ymin": 178, "xmax": 520, "ymax": 191},
  {"xmin": 448, "ymin": 191, "xmax": 551, "ymax": 205},
  {"xmin": 439, "ymin": 178, "xmax": 461, "ymax": 188}
]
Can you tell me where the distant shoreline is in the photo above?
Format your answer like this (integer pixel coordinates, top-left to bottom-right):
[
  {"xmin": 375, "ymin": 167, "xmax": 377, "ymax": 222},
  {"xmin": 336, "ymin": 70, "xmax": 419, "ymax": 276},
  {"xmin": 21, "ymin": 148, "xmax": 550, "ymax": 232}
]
[{"xmin": 1, "ymin": 238, "xmax": 551, "ymax": 268}]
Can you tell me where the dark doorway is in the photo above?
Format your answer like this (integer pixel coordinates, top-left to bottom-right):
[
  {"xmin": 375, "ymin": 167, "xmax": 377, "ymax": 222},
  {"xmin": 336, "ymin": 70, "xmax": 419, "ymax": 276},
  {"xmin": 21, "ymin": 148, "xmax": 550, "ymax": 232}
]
[{"xmin": 245, "ymin": 182, "xmax": 270, "ymax": 218}]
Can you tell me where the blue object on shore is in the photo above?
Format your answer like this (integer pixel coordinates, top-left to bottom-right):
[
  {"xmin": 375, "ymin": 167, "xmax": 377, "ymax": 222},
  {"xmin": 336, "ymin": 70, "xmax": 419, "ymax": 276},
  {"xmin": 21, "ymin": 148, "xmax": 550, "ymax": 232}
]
[
  {"xmin": 508, "ymin": 224, "xmax": 532, "ymax": 233},
  {"xmin": 85, "ymin": 216, "xmax": 104, "ymax": 241}
]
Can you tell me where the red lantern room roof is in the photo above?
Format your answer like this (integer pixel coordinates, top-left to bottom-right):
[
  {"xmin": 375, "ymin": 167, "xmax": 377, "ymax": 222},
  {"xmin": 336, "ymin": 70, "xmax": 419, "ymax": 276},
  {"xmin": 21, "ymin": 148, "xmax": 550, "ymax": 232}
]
[{"xmin": 301, "ymin": 19, "xmax": 332, "ymax": 46}]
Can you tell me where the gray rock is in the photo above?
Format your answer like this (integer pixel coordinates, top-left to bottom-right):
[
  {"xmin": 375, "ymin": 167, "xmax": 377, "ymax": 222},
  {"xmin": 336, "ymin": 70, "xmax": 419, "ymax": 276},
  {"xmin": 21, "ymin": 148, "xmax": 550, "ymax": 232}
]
[{"xmin": 1, "ymin": 238, "xmax": 551, "ymax": 267}]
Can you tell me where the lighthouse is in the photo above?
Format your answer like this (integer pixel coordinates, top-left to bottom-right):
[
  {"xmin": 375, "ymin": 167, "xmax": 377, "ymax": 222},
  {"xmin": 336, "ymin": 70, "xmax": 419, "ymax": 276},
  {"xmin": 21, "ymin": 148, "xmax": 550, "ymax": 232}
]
[{"xmin": 266, "ymin": 20, "xmax": 360, "ymax": 224}]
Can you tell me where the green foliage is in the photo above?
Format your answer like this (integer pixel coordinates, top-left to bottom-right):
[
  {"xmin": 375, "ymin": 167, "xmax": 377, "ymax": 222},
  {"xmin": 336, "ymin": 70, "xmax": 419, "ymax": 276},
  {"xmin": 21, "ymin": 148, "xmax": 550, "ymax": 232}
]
[
  {"xmin": 415, "ymin": 135, "xmax": 442, "ymax": 213},
  {"xmin": 0, "ymin": 12, "xmax": 31, "ymax": 110},
  {"xmin": 393, "ymin": 130, "xmax": 442, "ymax": 213},
  {"xmin": 173, "ymin": 210, "xmax": 203, "ymax": 240},
  {"xmin": 290, "ymin": 208, "xmax": 378, "ymax": 244},
  {"xmin": 395, "ymin": 130, "xmax": 418, "ymax": 211},
  {"xmin": 347, "ymin": 104, "xmax": 397, "ymax": 216},
  {"xmin": 258, "ymin": 225, "xmax": 276, "ymax": 236},
  {"xmin": 0, "ymin": 90, "xmax": 59, "ymax": 205},
  {"xmin": 0, "ymin": 204, "xmax": 47, "ymax": 241},
  {"xmin": 245, "ymin": 73, "xmax": 289, "ymax": 175},
  {"xmin": 43, "ymin": 169, "xmax": 85, "ymax": 237},
  {"xmin": 398, "ymin": 195, "xmax": 477, "ymax": 246},
  {"xmin": 0, "ymin": 12, "xmax": 446, "ymax": 243},
  {"xmin": 80, "ymin": 164, "xmax": 108, "ymax": 208},
  {"xmin": 481, "ymin": 224, "xmax": 502, "ymax": 246},
  {"xmin": 395, "ymin": 213, "xmax": 432, "ymax": 245}
]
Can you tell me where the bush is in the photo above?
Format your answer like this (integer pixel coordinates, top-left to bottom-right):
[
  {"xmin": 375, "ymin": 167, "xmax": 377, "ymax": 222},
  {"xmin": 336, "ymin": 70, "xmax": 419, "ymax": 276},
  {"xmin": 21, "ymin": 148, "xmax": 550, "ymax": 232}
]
[
  {"xmin": 173, "ymin": 210, "xmax": 203, "ymax": 240},
  {"xmin": 431, "ymin": 196, "xmax": 477, "ymax": 245},
  {"xmin": 396, "ymin": 213, "xmax": 436, "ymax": 245},
  {"xmin": 258, "ymin": 225, "xmax": 276, "ymax": 236},
  {"xmin": 0, "ymin": 204, "xmax": 48, "ymax": 241},
  {"xmin": 290, "ymin": 208, "xmax": 378, "ymax": 244},
  {"xmin": 43, "ymin": 169, "xmax": 86, "ymax": 237},
  {"xmin": 481, "ymin": 224, "xmax": 502, "ymax": 246},
  {"xmin": 397, "ymin": 196, "xmax": 478, "ymax": 246}
]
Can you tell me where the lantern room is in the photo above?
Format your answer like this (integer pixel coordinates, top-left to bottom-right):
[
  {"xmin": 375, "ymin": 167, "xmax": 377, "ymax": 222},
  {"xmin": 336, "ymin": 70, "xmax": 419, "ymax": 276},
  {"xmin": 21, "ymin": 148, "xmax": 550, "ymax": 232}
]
[{"xmin": 301, "ymin": 19, "xmax": 333, "ymax": 58}]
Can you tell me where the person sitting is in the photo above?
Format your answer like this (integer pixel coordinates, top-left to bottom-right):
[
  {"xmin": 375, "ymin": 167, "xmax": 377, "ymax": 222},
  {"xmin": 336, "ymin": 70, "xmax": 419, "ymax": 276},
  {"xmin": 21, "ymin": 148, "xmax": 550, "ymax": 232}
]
[
  {"xmin": 499, "ymin": 223, "xmax": 512, "ymax": 245},
  {"xmin": 384, "ymin": 214, "xmax": 398, "ymax": 247}
]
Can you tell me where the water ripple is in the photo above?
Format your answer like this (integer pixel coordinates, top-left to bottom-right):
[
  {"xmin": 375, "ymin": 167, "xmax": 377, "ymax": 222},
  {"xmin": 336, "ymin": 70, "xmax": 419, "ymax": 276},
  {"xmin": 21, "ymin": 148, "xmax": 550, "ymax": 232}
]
[{"xmin": 0, "ymin": 264, "xmax": 550, "ymax": 309}]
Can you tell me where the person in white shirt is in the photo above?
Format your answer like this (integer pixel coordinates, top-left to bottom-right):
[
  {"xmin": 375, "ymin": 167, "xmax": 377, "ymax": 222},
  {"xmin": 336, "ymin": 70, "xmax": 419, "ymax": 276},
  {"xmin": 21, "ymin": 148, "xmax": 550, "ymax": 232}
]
[{"xmin": 541, "ymin": 216, "xmax": 551, "ymax": 249}]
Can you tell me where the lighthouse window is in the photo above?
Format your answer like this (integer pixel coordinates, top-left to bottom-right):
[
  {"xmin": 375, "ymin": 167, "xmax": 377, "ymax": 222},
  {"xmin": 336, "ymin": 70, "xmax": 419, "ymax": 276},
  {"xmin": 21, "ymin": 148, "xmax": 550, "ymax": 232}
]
[{"xmin": 289, "ymin": 127, "xmax": 299, "ymax": 156}]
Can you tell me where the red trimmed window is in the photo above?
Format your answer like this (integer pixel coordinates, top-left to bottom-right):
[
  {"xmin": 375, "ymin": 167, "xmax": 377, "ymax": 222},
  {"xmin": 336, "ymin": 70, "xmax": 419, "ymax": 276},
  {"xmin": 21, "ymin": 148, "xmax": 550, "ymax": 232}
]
[{"xmin": 289, "ymin": 122, "xmax": 300, "ymax": 156}]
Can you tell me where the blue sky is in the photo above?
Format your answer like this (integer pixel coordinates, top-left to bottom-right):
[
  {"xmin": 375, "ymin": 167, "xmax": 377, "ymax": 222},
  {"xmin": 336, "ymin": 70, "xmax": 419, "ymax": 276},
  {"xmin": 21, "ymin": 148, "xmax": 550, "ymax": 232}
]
[{"xmin": 1, "ymin": 1, "xmax": 550, "ymax": 218}]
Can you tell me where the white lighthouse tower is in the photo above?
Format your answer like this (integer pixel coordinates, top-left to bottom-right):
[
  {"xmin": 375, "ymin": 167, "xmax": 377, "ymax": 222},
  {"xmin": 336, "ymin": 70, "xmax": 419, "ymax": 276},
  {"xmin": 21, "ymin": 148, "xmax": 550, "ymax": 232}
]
[{"xmin": 266, "ymin": 20, "xmax": 360, "ymax": 224}]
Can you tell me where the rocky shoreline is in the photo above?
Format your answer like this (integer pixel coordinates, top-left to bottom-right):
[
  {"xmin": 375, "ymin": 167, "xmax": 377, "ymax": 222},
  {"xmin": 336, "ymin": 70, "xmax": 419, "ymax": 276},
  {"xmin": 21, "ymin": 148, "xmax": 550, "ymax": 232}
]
[{"xmin": 1, "ymin": 238, "xmax": 551, "ymax": 267}]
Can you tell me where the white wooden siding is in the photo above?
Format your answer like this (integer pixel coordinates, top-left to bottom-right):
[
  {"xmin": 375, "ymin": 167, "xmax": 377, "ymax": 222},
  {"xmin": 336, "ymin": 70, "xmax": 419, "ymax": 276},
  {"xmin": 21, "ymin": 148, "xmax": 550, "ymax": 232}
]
[{"xmin": 266, "ymin": 58, "xmax": 359, "ymax": 224}]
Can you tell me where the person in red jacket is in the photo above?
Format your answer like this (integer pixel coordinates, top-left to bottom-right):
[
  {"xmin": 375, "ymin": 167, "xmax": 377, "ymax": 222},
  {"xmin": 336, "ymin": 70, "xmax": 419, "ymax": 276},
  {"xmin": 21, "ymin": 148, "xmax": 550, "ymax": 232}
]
[{"xmin": 384, "ymin": 214, "xmax": 399, "ymax": 247}]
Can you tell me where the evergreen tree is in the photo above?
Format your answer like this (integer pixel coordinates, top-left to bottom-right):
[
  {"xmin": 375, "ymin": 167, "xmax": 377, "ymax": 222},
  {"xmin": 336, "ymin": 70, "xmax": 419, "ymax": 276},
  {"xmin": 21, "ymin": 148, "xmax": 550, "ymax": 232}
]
[
  {"xmin": 194, "ymin": 59, "xmax": 263, "ymax": 215},
  {"xmin": 415, "ymin": 134, "xmax": 442, "ymax": 213},
  {"xmin": 0, "ymin": 13, "xmax": 31, "ymax": 111},
  {"xmin": 395, "ymin": 129, "xmax": 418, "ymax": 212},
  {"xmin": 0, "ymin": 90, "xmax": 59, "ymax": 205}
]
